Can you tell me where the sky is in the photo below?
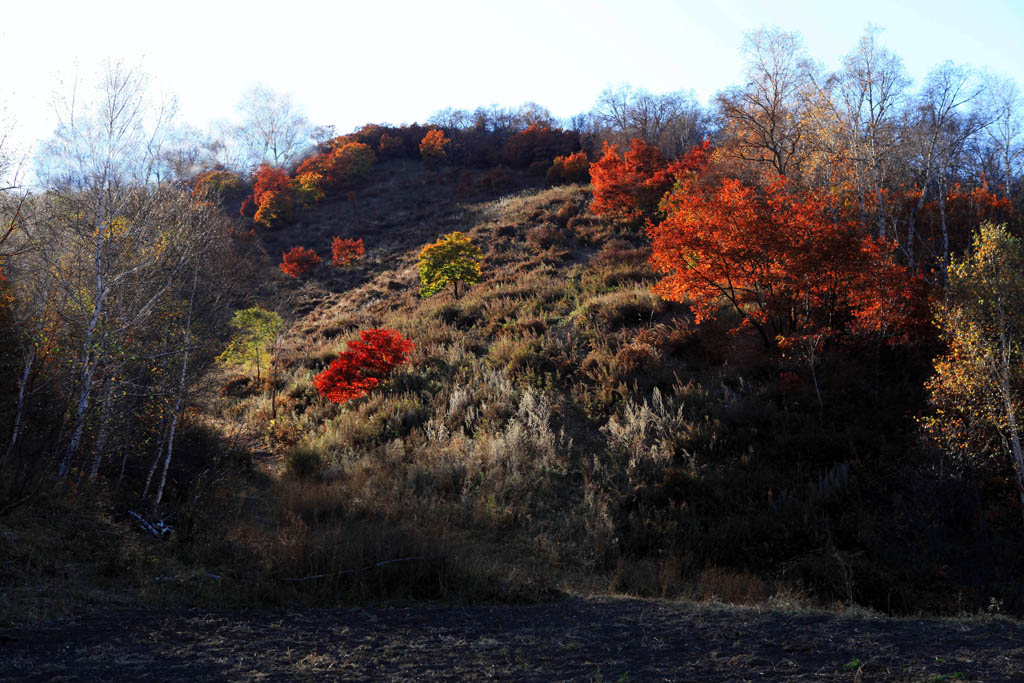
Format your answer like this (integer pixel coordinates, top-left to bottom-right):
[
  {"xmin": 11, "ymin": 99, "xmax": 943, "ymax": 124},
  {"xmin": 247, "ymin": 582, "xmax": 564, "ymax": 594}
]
[{"xmin": 2, "ymin": 0, "xmax": 1023, "ymax": 158}]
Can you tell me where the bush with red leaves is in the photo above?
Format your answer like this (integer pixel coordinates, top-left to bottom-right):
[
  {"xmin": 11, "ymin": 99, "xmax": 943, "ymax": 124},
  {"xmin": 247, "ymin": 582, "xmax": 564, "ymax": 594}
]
[
  {"xmin": 280, "ymin": 246, "xmax": 321, "ymax": 278},
  {"xmin": 331, "ymin": 237, "xmax": 365, "ymax": 267},
  {"xmin": 313, "ymin": 329, "xmax": 414, "ymax": 404}
]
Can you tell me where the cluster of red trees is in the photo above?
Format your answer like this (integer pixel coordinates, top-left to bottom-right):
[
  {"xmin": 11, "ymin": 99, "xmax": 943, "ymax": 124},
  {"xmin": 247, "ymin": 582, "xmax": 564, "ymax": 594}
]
[
  {"xmin": 586, "ymin": 138, "xmax": 919, "ymax": 350},
  {"xmin": 586, "ymin": 135, "xmax": 1015, "ymax": 356},
  {"xmin": 312, "ymin": 329, "xmax": 414, "ymax": 404},
  {"xmin": 293, "ymin": 140, "xmax": 376, "ymax": 202},
  {"xmin": 590, "ymin": 139, "xmax": 711, "ymax": 220},
  {"xmin": 648, "ymin": 165, "xmax": 928, "ymax": 349}
]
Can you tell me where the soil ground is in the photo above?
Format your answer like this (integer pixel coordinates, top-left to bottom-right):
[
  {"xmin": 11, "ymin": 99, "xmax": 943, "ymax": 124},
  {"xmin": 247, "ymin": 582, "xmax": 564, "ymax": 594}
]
[{"xmin": 2, "ymin": 597, "xmax": 1022, "ymax": 681}]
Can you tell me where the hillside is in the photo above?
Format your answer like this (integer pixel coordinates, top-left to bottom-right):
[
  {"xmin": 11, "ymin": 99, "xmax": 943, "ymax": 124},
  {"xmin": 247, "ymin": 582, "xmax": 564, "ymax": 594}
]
[{"xmin": 7, "ymin": 148, "xmax": 1022, "ymax": 629}]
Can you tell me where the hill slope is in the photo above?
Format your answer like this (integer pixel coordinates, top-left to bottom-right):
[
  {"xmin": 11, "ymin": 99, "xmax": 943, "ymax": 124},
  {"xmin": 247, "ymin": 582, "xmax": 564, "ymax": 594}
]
[{"xmin": 190, "ymin": 157, "xmax": 1023, "ymax": 616}]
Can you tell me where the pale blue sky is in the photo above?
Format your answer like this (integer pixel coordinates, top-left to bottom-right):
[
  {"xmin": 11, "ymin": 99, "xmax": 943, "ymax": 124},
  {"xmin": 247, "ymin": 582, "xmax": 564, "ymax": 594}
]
[{"xmin": 2, "ymin": 0, "xmax": 1023, "ymax": 151}]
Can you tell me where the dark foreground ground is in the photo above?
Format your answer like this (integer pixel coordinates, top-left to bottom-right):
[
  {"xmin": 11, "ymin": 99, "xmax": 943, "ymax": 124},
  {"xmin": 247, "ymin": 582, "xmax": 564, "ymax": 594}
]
[{"xmin": 1, "ymin": 597, "xmax": 1022, "ymax": 681}]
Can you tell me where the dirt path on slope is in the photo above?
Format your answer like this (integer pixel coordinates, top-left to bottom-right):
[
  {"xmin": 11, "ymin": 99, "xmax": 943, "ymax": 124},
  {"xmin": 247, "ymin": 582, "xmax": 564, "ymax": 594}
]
[{"xmin": 2, "ymin": 597, "xmax": 1022, "ymax": 681}]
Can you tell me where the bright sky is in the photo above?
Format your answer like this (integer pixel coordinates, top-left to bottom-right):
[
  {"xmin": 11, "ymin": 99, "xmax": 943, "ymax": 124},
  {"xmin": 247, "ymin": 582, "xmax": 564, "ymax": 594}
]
[{"xmin": 3, "ymin": 0, "xmax": 1023, "ymax": 155}]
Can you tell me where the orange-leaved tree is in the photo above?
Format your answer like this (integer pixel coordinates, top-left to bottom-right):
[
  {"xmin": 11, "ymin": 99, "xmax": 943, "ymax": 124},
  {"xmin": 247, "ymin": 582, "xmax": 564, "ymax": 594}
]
[
  {"xmin": 326, "ymin": 140, "xmax": 375, "ymax": 184},
  {"xmin": 649, "ymin": 170, "xmax": 926, "ymax": 349},
  {"xmin": 313, "ymin": 329, "xmax": 414, "ymax": 404},
  {"xmin": 331, "ymin": 237, "xmax": 365, "ymax": 267},
  {"xmin": 591, "ymin": 139, "xmax": 712, "ymax": 221},
  {"xmin": 280, "ymin": 246, "xmax": 321, "ymax": 278},
  {"xmin": 546, "ymin": 150, "xmax": 590, "ymax": 185},
  {"xmin": 419, "ymin": 129, "xmax": 450, "ymax": 167},
  {"xmin": 248, "ymin": 164, "xmax": 295, "ymax": 228}
]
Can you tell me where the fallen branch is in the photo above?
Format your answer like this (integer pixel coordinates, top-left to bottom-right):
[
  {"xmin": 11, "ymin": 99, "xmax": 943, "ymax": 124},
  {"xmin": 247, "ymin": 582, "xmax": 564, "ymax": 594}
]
[{"xmin": 128, "ymin": 510, "xmax": 173, "ymax": 538}]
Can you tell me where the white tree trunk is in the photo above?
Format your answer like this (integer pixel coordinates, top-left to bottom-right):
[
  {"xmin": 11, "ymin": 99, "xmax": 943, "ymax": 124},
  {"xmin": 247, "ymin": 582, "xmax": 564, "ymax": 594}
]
[{"xmin": 154, "ymin": 264, "xmax": 198, "ymax": 507}]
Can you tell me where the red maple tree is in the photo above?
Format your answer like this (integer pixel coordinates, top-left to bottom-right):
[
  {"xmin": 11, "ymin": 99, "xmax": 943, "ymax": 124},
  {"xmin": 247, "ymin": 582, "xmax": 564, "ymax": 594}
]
[
  {"xmin": 313, "ymin": 329, "xmax": 414, "ymax": 404},
  {"xmin": 649, "ymin": 171, "xmax": 927, "ymax": 348}
]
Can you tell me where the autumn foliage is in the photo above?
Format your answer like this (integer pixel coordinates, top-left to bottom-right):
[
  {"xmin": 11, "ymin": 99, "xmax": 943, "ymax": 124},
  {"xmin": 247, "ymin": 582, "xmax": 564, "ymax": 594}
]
[
  {"xmin": 418, "ymin": 231, "xmax": 483, "ymax": 299},
  {"xmin": 280, "ymin": 246, "xmax": 321, "ymax": 278},
  {"xmin": 546, "ymin": 151, "xmax": 590, "ymax": 185},
  {"xmin": 292, "ymin": 140, "xmax": 377, "ymax": 204},
  {"xmin": 192, "ymin": 169, "xmax": 244, "ymax": 199},
  {"xmin": 248, "ymin": 164, "xmax": 295, "ymax": 228},
  {"xmin": 331, "ymin": 237, "xmax": 365, "ymax": 267},
  {"xmin": 649, "ymin": 170, "xmax": 927, "ymax": 348},
  {"xmin": 419, "ymin": 129, "xmax": 450, "ymax": 167},
  {"xmin": 313, "ymin": 329, "xmax": 415, "ymax": 404},
  {"xmin": 328, "ymin": 141, "xmax": 376, "ymax": 182},
  {"xmin": 590, "ymin": 139, "xmax": 712, "ymax": 220}
]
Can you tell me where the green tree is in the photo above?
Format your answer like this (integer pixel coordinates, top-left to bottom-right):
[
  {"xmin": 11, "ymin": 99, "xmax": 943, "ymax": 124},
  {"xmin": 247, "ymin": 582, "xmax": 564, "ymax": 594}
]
[
  {"xmin": 217, "ymin": 307, "xmax": 283, "ymax": 383},
  {"xmin": 924, "ymin": 223, "xmax": 1024, "ymax": 521},
  {"xmin": 417, "ymin": 231, "xmax": 482, "ymax": 299}
]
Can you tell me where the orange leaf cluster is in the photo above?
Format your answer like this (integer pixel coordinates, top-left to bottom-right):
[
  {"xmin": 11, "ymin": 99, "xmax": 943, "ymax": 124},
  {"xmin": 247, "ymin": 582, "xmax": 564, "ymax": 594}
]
[
  {"xmin": 331, "ymin": 237, "xmax": 365, "ymax": 267},
  {"xmin": 419, "ymin": 129, "xmax": 450, "ymax": 167},
  {"xmin": 294, "ymin": 141, "xmax": 376, "ymax": 200},
  {"xmin": 248, "ymin": 164, "xmax": 295, "ymax": 228},
  {"xmin": 312, "ymin": 329, "xmax": 414, "ymax": 404},
  {"xmin": 279, "ymin": 246, "xmax": 321, "ymax": 278},
  {"xmin": 590, "ymin": 138, "xmax": 701, "ymax": 220}
]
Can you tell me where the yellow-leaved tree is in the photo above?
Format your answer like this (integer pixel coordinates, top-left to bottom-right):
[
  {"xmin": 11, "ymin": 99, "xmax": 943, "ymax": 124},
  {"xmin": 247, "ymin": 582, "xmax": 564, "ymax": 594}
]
[
  {"xmin": 417, "ymin": 232, "xmax": 482, "ymax": 299},
  {"xmin": 924, "ymin": 223, "xmax": 1024, "ymax": 521}
]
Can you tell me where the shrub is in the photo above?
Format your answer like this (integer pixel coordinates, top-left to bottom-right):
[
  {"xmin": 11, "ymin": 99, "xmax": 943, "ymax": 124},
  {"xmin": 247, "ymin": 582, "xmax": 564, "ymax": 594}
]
[
  {"xmin": 285, "ymin": 446, "xmax": 324, "ymax": 479},
  {"xmin": 252, "ymin": 164, "xmax": 292, "ymax": 204},
  {"xmin": 526, "ymin": 224, "xmax": 565, "ymax": 251},
  {"xmin": 479, "ymin": 164, "xmax": 511, "ymax": 192},
  {"xmin": 250, "ymin": 164, "xmax": 295, "ymax": 228},
  {"xmin": 280, "ymin": 246, "xmax": 321, "ymax": 278},
  {"xmin": 294, "ymin": 171, "xmax": 326, "ymax": 205},
  {"xmin": 313, "ymin": 329, "xmax": 415, "ymax": 404},
  {"xmin": 546, "ymin": 151, "xmax": 590, "ymax": 185},
  {"xmin": 331, "ymin": 237, "xmax": 365, "ymax": 267}
]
